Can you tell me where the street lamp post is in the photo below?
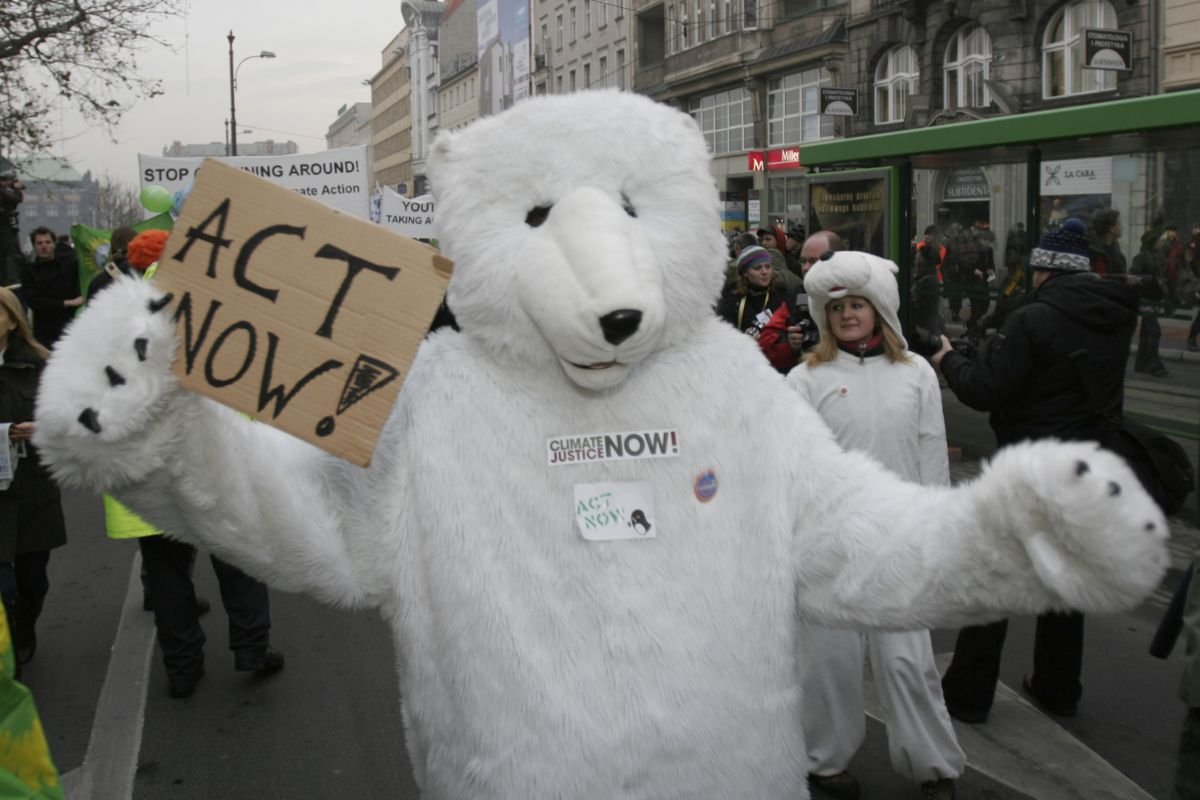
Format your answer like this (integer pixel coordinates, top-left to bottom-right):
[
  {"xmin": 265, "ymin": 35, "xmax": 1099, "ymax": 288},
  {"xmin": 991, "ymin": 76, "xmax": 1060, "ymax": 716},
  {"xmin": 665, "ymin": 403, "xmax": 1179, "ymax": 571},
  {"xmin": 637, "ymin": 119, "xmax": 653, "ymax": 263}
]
[{"xmin": 227, "ymin": 30, "xmax": 276, "ymax": 156}]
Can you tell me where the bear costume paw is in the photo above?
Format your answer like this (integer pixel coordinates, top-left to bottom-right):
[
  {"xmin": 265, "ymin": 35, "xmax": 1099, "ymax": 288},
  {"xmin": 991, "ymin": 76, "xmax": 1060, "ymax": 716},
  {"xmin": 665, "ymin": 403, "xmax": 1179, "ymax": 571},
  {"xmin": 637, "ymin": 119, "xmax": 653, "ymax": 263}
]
[
  {"xmin": 35, "ymin": 276, "xmax": 189, "ymax": 490},
  {"xmin": 974, "ymin": 439, "xmax": 1169, "ymax": 613}
]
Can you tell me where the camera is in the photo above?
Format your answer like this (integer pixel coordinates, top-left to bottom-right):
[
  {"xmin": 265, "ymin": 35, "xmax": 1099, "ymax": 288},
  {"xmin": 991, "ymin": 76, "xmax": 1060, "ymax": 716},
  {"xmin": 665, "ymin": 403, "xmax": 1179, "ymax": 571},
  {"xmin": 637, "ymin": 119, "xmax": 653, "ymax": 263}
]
[
  {"xmin": 909, "ymin": 327, "xmax": 975, "ymax": 360},
  {"xmin": 788, "ymin": 292, "xmax": 820, "ymax": 351}
]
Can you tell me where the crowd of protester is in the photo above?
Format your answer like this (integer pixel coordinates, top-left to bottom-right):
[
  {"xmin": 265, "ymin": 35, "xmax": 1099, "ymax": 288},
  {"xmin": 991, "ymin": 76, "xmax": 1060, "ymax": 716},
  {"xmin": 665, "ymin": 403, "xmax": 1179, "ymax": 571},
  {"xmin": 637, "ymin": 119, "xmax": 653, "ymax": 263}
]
[
  {"xmin": 0, "ymin": 177, "xmax": 1197, "ymax": 797},
  {"xmin": 719, "ymin": 211, "xmax": 1198, "ymax": 799}
]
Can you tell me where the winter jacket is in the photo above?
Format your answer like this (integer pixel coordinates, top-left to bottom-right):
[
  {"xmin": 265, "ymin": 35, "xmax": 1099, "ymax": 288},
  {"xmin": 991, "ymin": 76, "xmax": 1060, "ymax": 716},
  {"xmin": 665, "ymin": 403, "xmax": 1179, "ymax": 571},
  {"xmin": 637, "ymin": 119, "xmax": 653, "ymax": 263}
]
[
  {"xmin": 0, "ymin": 337, "xmax": 67, "ymax": 561},
  {"xmin": 938, "ymin": 271, "xmax": 1138, "ymax": 447},
  {"xmin": 790, "ymin": 348, "xmax": 949, "ymax": 487},
  {"xmin": 19, "ymin": 252, "xmax": 80, "ymax": 347},
  {"xmin": 716, "ymin": 283, "xmax": 788, "ymax": 339}
]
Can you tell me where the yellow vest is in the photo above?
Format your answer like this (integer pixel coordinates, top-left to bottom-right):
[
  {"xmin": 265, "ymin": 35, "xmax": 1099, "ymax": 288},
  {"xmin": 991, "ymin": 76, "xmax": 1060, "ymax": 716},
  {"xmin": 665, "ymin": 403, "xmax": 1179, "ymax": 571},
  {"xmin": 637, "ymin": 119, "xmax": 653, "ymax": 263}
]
[{"xmin": 102, "ymin": 495, "xmax": 161, "ymax": 540}]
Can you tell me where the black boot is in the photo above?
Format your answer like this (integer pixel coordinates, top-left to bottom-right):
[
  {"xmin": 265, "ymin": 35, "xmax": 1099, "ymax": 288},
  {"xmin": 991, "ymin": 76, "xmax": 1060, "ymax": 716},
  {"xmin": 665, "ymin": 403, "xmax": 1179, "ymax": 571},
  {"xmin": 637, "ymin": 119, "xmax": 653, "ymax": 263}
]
[{"xmin": 13, "ymin": 598, "xmax": 42, "ymax": 665}]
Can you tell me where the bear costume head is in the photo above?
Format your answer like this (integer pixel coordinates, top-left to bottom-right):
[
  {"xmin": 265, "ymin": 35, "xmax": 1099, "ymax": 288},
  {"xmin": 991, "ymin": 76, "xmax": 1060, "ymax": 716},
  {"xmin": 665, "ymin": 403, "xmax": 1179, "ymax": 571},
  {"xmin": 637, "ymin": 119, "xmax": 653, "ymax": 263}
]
[{"xmin": 428, "ymin": 90, "xmax": 727, "ymax": 391}]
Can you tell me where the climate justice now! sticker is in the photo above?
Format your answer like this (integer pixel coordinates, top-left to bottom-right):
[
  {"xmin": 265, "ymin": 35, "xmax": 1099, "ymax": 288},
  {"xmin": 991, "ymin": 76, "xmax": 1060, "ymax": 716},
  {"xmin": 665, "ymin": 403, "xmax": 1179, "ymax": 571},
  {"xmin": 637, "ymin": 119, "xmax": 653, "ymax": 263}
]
[{"xmin": 547, "ymin": 429, "xmax": 680, "ymax": 466}]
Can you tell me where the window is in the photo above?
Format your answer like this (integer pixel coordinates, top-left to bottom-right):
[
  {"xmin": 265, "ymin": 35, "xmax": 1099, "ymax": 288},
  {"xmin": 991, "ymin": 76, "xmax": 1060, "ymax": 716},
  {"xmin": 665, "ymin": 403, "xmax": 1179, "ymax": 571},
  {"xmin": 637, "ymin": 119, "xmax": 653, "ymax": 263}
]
[
  {"xmin": 680, "ymin": 0, "xmax": 689, "ymax": 48},
  {"xmin": 708, "ymin": 0, "xmax": 717, "ymax": 38},
  {"xmin": 599, "ymin": 0, "xmax": 608, "ymax": 26},
  {"xmin": 557, "ymin": 74, "xmax": 564, "ymax": 93},
  {"xmin": 557, "ymin": 14, "xmax": 564, "ymax": 48},
  {"xmin": 667, "ymin": 4, "xmax": 676, "ymax": 54},
  {"xmin": 695, "ymin": 0, "xmax": 705, "ymax": 45},
  {"xmin": 874, "ymin": 44, "xmax": 918, "ymax": 124},
  {"xmin": 541, "ymin": 23, "xmax": 549, "ymax": 56},
  {"xmin": 1043, "ymin": 0, "xmax": 1117, "ymax": 98},
  {"xmin": 615, "ymin": 0, "xmax": 624, "ymax": 19},
  {"xmin": 743, "ymin": 0, "xmax": 757, "ymax": 30},
  {"xmin": 570, "ymin": 7, "xmax": 577, "ymax": 42},
  {"xmin": 616, "ymin": 49, "xmax": 626, "ymax": 89},
  {"xmin": 599, "ymin": 55, "xmax": 608, "ymax": 87},
  {"xmin": 570, "ymin": 69, "xmax": 576, "ymax": 91},
  {"xmin": 584, "ymin": 62, "xmax": 591, "ymax": 88},
  {"xmin": 584, "ymin": 0, "xmax": 591, "ymax": 35},
  {"xmin": 768, "ymin": 67, "xmax": 834, "ymax": 145},
  {"xmin": 689, "ymin": 88, "xmax": 755, "ymax": 154},
  {"xmin": 944, "ymin": 24, "xmax": 992, "ymax": 110}
]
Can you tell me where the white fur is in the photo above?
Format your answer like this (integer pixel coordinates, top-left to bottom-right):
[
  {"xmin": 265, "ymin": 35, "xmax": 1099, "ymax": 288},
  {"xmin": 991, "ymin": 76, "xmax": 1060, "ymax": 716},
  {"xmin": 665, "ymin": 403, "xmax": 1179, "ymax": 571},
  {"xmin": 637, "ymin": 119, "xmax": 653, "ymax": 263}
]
[
  {"xmin": 804, "ymin": 250, "xmax": 906, "ymax": 347},
  {"xmin": 34, "ymin": 92, "xmax": 1167, "ymax": 798}
]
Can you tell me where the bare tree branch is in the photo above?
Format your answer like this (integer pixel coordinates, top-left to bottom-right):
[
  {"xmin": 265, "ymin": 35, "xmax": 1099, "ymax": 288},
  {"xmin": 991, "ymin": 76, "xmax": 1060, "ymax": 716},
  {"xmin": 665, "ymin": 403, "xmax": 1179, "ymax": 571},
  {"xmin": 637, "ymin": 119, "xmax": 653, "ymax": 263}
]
[{"xmin": 0, "ymin": 0, "xmax": 180, "ymax": 155}]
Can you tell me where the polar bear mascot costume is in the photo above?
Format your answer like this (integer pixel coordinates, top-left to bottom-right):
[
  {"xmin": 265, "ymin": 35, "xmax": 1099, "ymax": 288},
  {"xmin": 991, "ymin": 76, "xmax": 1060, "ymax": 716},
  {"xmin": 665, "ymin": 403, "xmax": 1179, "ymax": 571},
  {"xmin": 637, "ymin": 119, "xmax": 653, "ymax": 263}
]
[{"xmin": 34, "ymin": 91, "xmax": 1166, "ymax": 798}]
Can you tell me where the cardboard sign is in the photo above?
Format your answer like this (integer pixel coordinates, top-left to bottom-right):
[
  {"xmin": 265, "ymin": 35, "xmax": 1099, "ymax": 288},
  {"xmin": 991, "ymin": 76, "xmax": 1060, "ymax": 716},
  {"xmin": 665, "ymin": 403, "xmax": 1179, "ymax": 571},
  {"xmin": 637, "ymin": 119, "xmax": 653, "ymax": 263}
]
[{"xmin": 154, "ymin": 158, "xmax": 453, "ymax": 466}]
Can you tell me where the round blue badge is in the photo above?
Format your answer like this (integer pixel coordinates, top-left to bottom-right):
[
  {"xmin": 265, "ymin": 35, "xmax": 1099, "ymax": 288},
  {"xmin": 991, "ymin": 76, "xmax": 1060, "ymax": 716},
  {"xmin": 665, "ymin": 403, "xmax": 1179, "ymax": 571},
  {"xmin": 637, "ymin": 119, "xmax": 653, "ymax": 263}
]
[{"xmin": 694, "ymin": 470, "xmax": 718, "ymax": 502}]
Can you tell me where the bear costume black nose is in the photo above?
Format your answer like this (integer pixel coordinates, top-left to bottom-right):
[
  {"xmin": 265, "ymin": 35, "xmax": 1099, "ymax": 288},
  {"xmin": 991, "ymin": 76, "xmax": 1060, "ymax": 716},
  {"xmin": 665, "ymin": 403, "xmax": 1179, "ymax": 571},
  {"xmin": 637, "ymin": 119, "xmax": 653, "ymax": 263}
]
[{"xmin": 599, "ymin": 309, "xmax": 642, "ymax": 345}]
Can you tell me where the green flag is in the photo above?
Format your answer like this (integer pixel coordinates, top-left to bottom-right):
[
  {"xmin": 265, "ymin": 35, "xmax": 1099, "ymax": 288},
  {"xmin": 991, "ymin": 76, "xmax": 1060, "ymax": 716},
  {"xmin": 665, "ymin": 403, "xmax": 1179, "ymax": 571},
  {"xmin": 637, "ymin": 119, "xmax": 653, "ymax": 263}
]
[{"xmin": 70, "ymin": 214, "xmax": 173, "ymax": 302}]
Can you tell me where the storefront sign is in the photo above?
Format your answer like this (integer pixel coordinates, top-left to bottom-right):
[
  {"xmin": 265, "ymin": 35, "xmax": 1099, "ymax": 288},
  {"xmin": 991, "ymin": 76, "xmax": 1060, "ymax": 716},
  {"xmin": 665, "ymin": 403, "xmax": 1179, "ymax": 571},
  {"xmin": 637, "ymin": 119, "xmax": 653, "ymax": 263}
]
[
  {"xmin": 942, "ymin": 167, "xmax": 990, "ymax": 202},
  {"xmin": 819, "ymin": 88, "xmax": 858, "ymax": 116},
  {"xmin": 1083, "ymin": 28, "xmax": 1132, "ymax": 71},
  {"xmin": 747, "ymin": 148, "xmax": 802, "ymax": 171},
  {"xmin": 807, "ymin": 170, "xmax": 890, "ymax": 257},
  {"xmin": 1040, "ymin": 157, "xmax": 1113, "ymax": 195}
]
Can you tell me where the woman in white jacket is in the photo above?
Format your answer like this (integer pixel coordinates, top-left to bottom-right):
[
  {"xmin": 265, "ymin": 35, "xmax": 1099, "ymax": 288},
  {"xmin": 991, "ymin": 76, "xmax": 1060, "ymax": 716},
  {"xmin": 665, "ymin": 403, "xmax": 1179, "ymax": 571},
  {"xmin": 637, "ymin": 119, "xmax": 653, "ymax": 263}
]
[{"xmin": 787, "ymin": 251, "xmax": 964, "ymax": 800}]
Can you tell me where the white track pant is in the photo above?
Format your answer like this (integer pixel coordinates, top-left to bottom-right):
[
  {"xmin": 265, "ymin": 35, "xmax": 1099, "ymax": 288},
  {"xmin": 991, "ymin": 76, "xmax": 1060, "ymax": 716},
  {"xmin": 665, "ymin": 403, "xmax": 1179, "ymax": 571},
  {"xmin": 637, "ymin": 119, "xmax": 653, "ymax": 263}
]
[{"xmin": 799, "ymin": 624, "xmax": 966, "ymax": 784}]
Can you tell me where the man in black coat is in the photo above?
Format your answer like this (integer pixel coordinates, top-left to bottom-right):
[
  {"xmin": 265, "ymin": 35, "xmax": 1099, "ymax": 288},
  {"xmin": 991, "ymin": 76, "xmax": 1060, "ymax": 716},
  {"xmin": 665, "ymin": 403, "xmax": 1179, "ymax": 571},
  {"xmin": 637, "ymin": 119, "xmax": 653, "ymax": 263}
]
[
  {"xmin": 19, "ymin": 227, "xmax": 82, "ymax": 348},
  {"xmin": 929, "ymin": 217, "xmax": 1139, "ymax": 723}
]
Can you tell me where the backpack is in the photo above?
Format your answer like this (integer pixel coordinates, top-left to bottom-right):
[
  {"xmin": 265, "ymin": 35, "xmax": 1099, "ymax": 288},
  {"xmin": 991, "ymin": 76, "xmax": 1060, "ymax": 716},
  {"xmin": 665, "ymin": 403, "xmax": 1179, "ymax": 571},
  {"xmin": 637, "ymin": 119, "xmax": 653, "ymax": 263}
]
[{"xmin": 1066, "ymin": 348, "xmax": 1195, "ymax": 515}]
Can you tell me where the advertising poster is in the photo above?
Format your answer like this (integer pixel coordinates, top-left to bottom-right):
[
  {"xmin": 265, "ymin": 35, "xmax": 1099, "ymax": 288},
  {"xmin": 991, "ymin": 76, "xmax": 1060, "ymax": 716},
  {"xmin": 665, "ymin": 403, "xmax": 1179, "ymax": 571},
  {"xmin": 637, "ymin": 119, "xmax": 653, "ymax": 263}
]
[{"xmin": 807, "ymin": 171, "xmax": 892, "ymax": 257}]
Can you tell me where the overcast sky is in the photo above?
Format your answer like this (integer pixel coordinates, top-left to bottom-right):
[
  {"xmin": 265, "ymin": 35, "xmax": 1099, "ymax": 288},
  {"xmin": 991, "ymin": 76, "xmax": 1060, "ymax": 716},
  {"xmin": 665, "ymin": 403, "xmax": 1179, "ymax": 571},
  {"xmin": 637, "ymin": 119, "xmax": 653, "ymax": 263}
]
[{"xmin": 50, "ymin": 0, "xmax": 402, "ymax": 186}]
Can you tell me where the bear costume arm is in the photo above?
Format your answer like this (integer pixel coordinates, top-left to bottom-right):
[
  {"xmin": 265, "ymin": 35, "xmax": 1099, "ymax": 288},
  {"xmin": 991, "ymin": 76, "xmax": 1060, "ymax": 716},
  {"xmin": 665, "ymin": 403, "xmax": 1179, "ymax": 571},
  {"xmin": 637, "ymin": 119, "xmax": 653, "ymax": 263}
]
[
  {"xmin": 33, "ymin": 277, "xmax": 392, "ymax": 607},
  {"xmin": 787, "ymin": 427, "xmax": 1168, "ymax": 631}
]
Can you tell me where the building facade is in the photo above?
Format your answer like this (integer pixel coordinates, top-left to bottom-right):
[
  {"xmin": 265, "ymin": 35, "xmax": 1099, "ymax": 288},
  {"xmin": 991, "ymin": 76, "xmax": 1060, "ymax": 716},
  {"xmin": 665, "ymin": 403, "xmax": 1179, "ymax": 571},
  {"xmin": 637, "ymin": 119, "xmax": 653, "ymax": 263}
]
[
  {"xmin": 14, "ymin": 159, "xmax": 100, "ymax": 251},
  {"xmin": 633, "ymin": 0, "xmax": 848, "ymax": 232},
  {"xmin": 842, "ymin": 0, "xmax": 1156, "ymax": 256},
  {"xmin": 533, "ymin": 0, "xmax": 634, "ymax": 96},
  {"xmin": 1164, "ymin": 0, "xmax": 1200, "ymax": 91},
  {"xmin": 162, "ymin": 139, "xmax": 299, "ymax": 157},
  {"xmin": 371, "ymin": 30, "xmax": 416, "ymax": 193},
  {"xmin": 403, "ymin": 1, "xmax": 446, "ymax": 196},
  {"xmin": 326, "ymin": 102, "xmax": 375, "ymax": 155},
  {"xmin": 439, "ymin": 0, "xmax": 481, "ymax": 134}
]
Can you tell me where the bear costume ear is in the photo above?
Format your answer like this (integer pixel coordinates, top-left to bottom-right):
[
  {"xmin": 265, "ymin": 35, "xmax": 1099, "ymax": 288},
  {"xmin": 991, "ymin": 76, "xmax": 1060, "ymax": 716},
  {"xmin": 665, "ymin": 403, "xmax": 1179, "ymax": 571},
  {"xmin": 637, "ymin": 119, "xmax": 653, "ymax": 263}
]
[{"xmin": 427, "ymin": 130, "xmax": 458, "ymax": 197}]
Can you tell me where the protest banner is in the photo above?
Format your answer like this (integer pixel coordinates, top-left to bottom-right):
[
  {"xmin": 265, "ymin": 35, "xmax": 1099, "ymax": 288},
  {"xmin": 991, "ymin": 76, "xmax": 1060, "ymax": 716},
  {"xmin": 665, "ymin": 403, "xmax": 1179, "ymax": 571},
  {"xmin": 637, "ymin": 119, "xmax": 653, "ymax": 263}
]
[
  {"xmin": 153, "ymin": 158, "xmax": 453, "ymax": 466},
  {"xmin": 379, "ymin": 190, "xmax": 436, "ymax": 239},
  {"xmin": 138, "ymin": 146, "xmax": 370, "ymax": 218}
]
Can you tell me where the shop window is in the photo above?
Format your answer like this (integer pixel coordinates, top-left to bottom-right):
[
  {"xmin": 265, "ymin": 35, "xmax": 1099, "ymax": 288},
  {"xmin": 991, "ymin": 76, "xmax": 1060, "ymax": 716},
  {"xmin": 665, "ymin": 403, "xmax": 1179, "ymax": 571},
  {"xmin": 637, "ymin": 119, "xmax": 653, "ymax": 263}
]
[
  {"xmin": 768, "ymin": 67, "xmax": 834, "ymax": 146},
  {"xmin": 688, "ymin": 87, "xmax": 755, "ymax": 155},
  {"xmin": 944, "ymin": 23, "xmax": 992, "ymax": 110},
  {"xmin": 874, "ymin": 44, "xmax": 918, "ymax": 125},
  {"xmin": 1043, "ymin": 0, "xmax": 1117, "ymax": 98}
]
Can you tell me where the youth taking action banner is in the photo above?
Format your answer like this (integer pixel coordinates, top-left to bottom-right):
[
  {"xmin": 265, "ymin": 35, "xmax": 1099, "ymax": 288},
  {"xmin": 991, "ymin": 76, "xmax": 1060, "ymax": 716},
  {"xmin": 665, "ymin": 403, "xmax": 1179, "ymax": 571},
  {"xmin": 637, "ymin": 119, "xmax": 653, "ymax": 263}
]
[
  {"xmin": 379, "ymin": 189, "xmax": 436, "ymax": 239},
  {"xmin": 137, "ymin": 146, "xmax": 370, "ymax": 218}
]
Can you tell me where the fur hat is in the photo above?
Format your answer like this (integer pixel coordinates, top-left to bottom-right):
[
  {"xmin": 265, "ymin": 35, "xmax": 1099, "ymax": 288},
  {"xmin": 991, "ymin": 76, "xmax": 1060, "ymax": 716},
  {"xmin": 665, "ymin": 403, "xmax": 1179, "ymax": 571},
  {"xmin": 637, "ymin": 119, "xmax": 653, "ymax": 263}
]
[
  {"xmin": 1029, "ymin": 218, "xmax": 1091, "ymax": 272},
  {"xmin": 802, "ymin": 250, "xmax": 907, "ymax": 349},
  {"xmin": 736, "ymin": 245, "xmax": 773, "ymax": 276}
]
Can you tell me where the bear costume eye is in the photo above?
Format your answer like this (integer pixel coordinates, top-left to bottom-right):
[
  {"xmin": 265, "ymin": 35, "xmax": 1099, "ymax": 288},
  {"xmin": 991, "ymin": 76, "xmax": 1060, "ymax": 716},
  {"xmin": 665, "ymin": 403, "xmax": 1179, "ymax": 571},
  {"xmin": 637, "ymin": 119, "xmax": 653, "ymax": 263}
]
[
  {"xmin": 622, "ymin": 194, "xmax": 638, "ymax": 218},
  {"xmin": 526, "ymin": 205, "xmax": 552, "ymax": 227}
]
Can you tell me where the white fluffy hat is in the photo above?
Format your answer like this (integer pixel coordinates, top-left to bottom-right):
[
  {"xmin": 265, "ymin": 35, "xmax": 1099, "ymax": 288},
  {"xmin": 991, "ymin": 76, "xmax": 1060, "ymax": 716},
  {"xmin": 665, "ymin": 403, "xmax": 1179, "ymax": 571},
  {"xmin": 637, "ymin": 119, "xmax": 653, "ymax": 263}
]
[{"xmin": 802, "ymin": 250, "xmax": 907, "ymax": 349}]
